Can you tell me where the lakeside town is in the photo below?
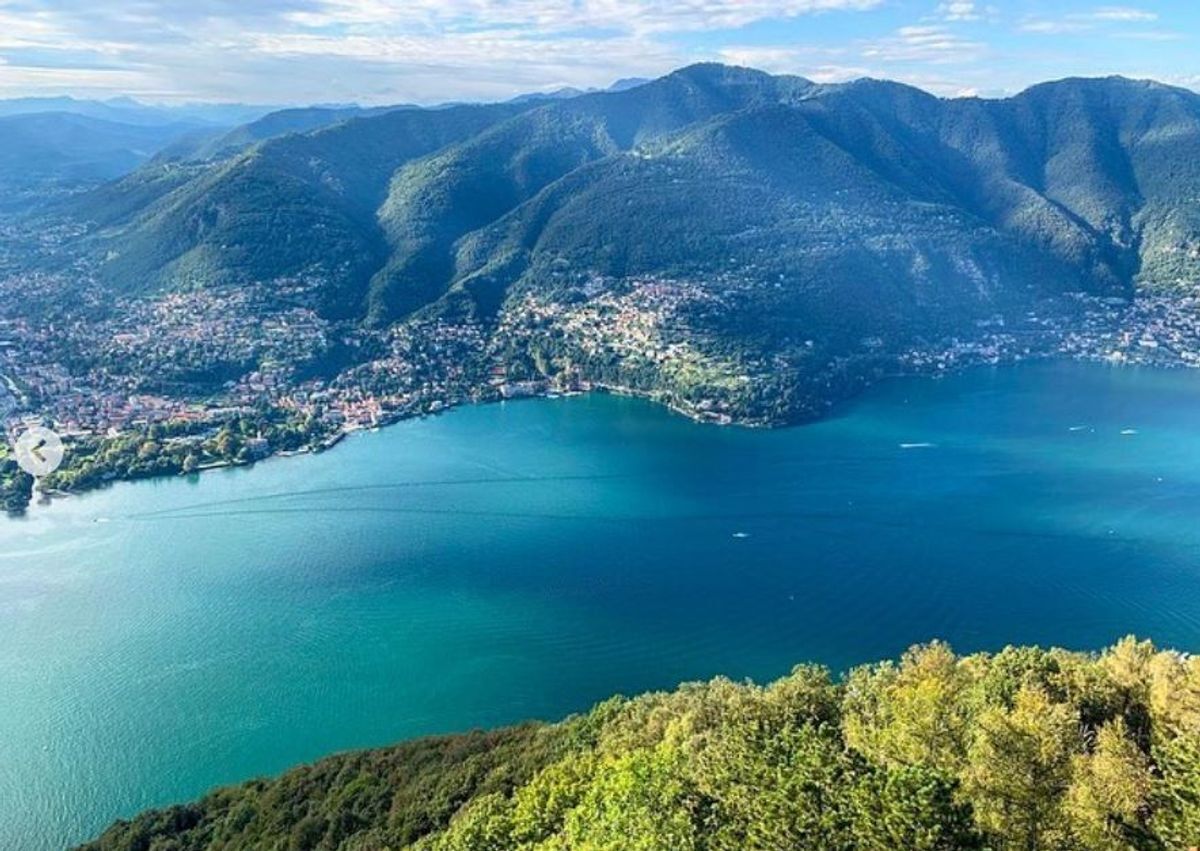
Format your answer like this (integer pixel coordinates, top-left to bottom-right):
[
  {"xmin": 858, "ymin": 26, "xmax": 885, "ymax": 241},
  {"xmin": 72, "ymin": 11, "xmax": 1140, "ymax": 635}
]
[{"xmin": 6, "ymin": 260, "xmax": 1200, "ymax": 512}]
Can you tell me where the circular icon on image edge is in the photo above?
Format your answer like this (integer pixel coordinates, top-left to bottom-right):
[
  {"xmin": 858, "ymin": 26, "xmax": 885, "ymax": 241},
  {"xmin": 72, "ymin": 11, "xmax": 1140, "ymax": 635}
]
[{"xmin": 13, "ymin": 426, "xmax": 65, "ymax": 477}]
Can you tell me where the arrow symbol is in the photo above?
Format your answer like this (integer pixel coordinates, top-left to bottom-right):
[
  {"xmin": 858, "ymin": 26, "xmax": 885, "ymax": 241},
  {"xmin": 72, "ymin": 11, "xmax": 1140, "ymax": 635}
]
[{"xmin": 13, "ymin": 427, "xmax": 64, "ymax": 477}]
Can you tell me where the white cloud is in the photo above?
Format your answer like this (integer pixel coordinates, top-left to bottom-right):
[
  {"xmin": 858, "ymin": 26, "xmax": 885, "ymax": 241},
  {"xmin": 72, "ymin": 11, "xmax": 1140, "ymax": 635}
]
[
  {"xmin": 1018, "ymin": 18, "xmax": 1090, "ymax": 35},
  {"xmin": 714, "ymin": 43, "xmax": 991, "ymax": 96},
  {"xmin": 1090, "ymin": 6, "xmax": 1158, "ymax": 22},
  {"xmin": 0, "ymin": 0, "xmax": 888, "ymax": 102},
  {"xmin": 862, "ymin": 25, "xmax": 986, "ymax": 64},
  {"xmin": 0, "ymin": 63, "xmax": 149, "ymax": 97},
  {"xmin": 714, "ymin": 44, "xmax": 857, "ymax": 76},
  {"xmin": 803, "ymin": 64, "xmax": 877, "ymax": 83},
  {"xmin": 936, "ymin": 1, "xmax": 979, "ymax": 22},
  {"xmin": 285, "ymin": 0, "xmax": 884, "ymax": 36},
  {"xmin": 0, "ymin": 0, "xmax": 1186, "ymax": 104},
  {"xmin": 1113, "ymin": 29, "xmax": 1185, "ymax": 41},
  {"xmin": 716, "ymin": 46, "xmax": 817, "ymax": 73},
  {"xmin": 0, "ymin": 8, "xmax": 67, "ymax": 48},
  {"xmin": 1021, "ymin": 5, "xmax": 1163, "ymax": 35}
]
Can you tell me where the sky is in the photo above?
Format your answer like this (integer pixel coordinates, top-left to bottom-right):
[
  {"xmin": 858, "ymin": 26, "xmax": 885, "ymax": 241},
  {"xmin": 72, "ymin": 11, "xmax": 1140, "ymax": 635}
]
[{"xmin": 0, "ymin": 0, "xmax": 1196, "ymax": 105}]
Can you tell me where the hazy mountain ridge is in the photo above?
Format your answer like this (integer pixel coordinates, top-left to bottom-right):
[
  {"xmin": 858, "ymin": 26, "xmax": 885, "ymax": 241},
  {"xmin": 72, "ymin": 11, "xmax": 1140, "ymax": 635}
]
[
  {"xmin": 152, "ymin": 104, "xmax": 414, "ymax": 165},
  {"xmin": 0, "ymin": 95, "xmax": 273, "ymax": 126},
  {"xmin": 0, "ymin": 96, "xmax": 309, "ymax": 205},
  {"xmin": 0, "ymin": 112, "xmax": 208, "ymax": 201}
]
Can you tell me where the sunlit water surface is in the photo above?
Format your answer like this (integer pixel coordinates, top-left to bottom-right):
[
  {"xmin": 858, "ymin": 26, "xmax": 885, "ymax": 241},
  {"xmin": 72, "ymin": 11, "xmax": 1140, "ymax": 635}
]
[{"xmin": 3, "ymin": 362, "xmax": 1200, "ymax": 849}]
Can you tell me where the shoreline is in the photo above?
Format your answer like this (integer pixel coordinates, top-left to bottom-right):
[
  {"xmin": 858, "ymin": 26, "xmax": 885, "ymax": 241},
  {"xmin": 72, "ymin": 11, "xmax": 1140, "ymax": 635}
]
[
  {"xmin": 10, "ymin": 351, "xmax": 1196, "ymax": 517},
  {"xmin": 12, "ymin": 384, "xmax": 721, "ymax": 515}
]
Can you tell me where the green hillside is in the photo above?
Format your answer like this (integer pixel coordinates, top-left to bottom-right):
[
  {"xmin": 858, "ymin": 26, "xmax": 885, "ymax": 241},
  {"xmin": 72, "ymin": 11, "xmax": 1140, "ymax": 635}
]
[
  {"xmin": 38, "ymin": 65, "xmax": 1200, "ymax": 424},
  {"xmin": 75, "ymin": 102, "xmax": 532, "ymax": 317},
  {"xmin": 364, "ymin": 67, "xmax": 816, "ymax": 321},
  {"xmin": 449, "ymin": 69, "xmax": 1200, "ymax": 314},
  {"xmin": 64, "ymin": 65, "xmax": 1200, "ymax": 328},
  {"xmin": 80, "ymin": 638, "xmax": 1200, "ymax": 850}
]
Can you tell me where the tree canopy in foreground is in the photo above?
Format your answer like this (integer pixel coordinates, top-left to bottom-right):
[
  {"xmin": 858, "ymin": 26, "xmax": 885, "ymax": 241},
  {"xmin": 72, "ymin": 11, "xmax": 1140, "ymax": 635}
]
[{"xmin": 82, "ymin": 637, "xmax": 1200, "ymax": 850}]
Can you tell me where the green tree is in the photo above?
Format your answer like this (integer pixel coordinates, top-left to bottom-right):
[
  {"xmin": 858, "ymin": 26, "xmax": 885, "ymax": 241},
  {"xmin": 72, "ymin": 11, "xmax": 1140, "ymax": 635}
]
[
  {"xmin": 1065, "ymin": 718, "xmax": 1153, "ymax": 850},
  {"xmin": 850, "ymin": 764, "xmax": 982, "ymax": 851},
  {"xmin": 963, "ymin": 685, "xmax": 1078, "ymax": 851},
  {"xmin": 1151, "ymin": 731, "xmax": 1200, "ymax": 849},
  {"xmin": 696, "ymin": 721, "xmax": 854, "ymax": 851},
  {"xmin": 843, "ymin": 641, "xmax": 973, "ymax": 775},
  {"xmin": 560, "ymin": 744, "xmax": 701, "ymax": 851}
]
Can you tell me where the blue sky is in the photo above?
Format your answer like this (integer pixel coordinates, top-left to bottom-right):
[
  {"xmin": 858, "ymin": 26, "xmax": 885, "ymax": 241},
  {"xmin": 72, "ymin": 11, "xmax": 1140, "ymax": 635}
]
[{"xmin": 0, "ymin": 0, "xmax": 1196, "ymax": 104}]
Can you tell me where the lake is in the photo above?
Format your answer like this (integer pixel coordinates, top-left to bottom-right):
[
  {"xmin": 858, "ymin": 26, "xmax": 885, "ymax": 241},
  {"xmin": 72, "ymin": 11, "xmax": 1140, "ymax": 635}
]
[{"xmin": 4, "ymin": 361, "xmax": 1200, "ymax": 850}]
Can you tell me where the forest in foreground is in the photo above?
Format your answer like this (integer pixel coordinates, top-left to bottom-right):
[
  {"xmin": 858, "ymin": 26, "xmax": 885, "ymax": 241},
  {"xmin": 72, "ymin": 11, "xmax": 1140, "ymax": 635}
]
[{"xmin": 82, "ymin": 637, "xmax": 1200, "ymax": 850}]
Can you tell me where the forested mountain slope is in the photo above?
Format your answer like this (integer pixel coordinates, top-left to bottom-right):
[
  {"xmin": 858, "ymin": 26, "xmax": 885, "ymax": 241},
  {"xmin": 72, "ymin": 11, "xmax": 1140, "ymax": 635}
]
[
  {"xmin": 71, "ymin": 101, "xmax": 534, "ymax": 317},
  {"xmin": 64, "ymin": 65, "xmax": 1200, "ymax": 329},
  {"xmin": 28, "ymin": 65, "xmax": 1200, "ymax": 427},
  {"xmin": 81, "ymin": 638, "xmax": 1200, "ymax": 850}
]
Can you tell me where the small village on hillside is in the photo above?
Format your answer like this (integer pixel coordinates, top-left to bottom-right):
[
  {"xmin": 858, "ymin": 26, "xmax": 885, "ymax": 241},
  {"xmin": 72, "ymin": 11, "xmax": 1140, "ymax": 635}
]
[{"xmin": 5, "ymin": 245, "xmax": 1200, "ymax": 514}]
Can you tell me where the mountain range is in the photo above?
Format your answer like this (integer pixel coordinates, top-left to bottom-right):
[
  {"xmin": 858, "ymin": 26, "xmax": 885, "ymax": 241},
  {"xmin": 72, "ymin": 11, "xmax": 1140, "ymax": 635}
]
[
  {"xmin": 0, "ymin": 95, "xmax": 274, "ymax": 126},
  {"xmin": 10, "ymin": 64, "xmax": 1200, "ymax": 423},
  {"xmin": 0, "ymin": 79, "xmax": 658, "ymax": 204},
  {"xmin": 0, "ymin": 112, "xmax": 202, "ymax": 192},
  {"xmin": 56, "ymin": 65, "xmax": 1200, "ymax": 322},
  {"xmin": 0, "ymin": 98, "xmax": 283, "ymax": 201}
]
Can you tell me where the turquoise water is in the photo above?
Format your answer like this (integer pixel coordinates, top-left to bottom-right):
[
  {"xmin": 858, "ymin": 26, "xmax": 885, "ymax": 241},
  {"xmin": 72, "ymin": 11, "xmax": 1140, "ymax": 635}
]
[{"xmin": 4, "ymin": 362, "xmax": 1200, "ymax": 849}]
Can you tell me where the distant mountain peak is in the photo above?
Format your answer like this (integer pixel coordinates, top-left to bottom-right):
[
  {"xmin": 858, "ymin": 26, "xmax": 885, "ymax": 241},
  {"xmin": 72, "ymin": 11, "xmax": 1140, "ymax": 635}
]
[
  {"xmin": 1017, "ymin": 74, "xmax": 1193, "ymax": 98},
  {"xmin": 667, "ymin": 62, "xmax": 778, "ymax": 83},
  {"xmin": 608, "ymin": 77, "xmax": 652, "ymax": 92}
]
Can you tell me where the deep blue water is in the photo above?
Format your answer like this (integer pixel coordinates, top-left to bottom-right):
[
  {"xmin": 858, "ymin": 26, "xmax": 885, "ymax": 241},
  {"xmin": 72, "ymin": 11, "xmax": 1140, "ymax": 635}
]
[{"xmin": 3, "ymin": 361, "xmax": 1200, "ymax": 849}]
